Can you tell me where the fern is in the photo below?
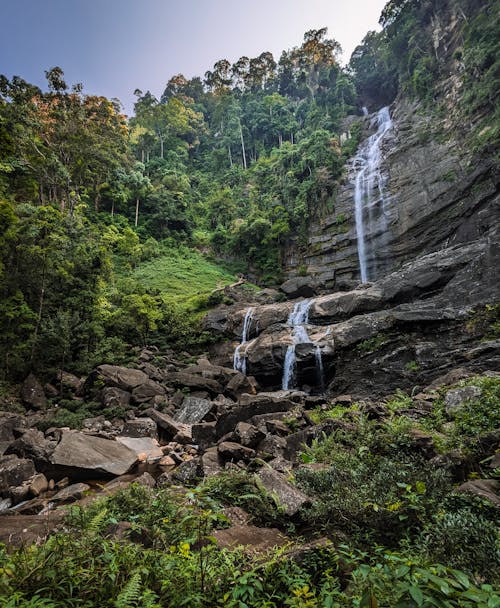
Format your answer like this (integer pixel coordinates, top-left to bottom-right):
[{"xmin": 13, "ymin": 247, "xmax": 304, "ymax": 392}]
[
  {"xmin": 114, "ymin": 571, "xmax": 142, "ymax": 608},
  {"xmin": 87, "ymin": 506, "xmax": 109, "ymax": 535}
]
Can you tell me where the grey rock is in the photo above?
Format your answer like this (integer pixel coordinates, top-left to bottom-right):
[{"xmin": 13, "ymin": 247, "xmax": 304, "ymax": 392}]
[
  {"xmin": 95, "ymin": 365, "xmax": 149, "ymax": 391},
  {"xmin": 115, "ymin": 437, "xmax": 163, "ymax": 462},
  {"xmin": 29, "ymin": 473, "xmax": 49, "ymax": 497},
  {"xmin": 218, "ymin": 441, "xmax": 255, "ymax": 462},
  {"xmin": 101, "ymin": 387, "xmax": 131, "ymax": 408},
  {"xmin": 165, "ymin": 372, "xmax": 223, "ymax": 395},
  {"xmin": 444, "ymin": 386, "xmax": 482, "ymax": 415},
  {"xmin": 0, "ymin": 455, "xmax": 36, "ymax": 496},
  {"xmin": 21, "ymin": 374, "xmax": 47, "ymax": 410},
  {"xmin": 280, "ymin": 276, "xmax": 323, "ymax": 299},
  {"xmin": 174, "ymin": 397, "xmax": 213, "ymax": 424},
  {"xmin": 50, "ymin": 431, "xmax": 137, "ymax": 476},
  {"xmin": 456, "ymin": 479, "xmax": 500, "ymax": 507},
  {"xmin": 257, "ymin": 468, "xmax": 311, "ymax": 516},
  {"xmin": 191, "ymin": 422, "xmax": 217, "ymax": 451},
  {"xmin": 131, "ymin": 379, "xmax": 166, "ymax": 404},
  {"xmin": 172, "ymin": 459, "xmax": 200, "ymax": 485},
  {"xmin": 52, "ymin": 482, "xmax": 90, "ymax": 502},
  {"xmin": 144, "ymin": 408, "xmax": 192, "ymax": 443},
  {"xmin": 200, "ymin": 447, "xmax": 223, "ymax": 478},
  {"xmin": 233, "ymin": 422, "xmax": 265, "ymax": 448},
  {"xmin": 121, "ymin": 418, "xmax": 158, "ymax": 439}
]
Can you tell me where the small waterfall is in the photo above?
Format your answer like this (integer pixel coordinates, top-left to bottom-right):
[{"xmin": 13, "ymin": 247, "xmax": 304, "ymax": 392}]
[
  {"xmin": 314, "ymin": 345, "xmax": 325, "ymax": 392},
  {"xmin": 282, "ymin": 300, "xmax": 312, "ymax": 390},
  {"xmin": 233, "ymin": 307, "xmax": 254, "ymax": 375},
  {"xmin": 354, "ymin": 106, "xmax": 393, "ymax": 283}
]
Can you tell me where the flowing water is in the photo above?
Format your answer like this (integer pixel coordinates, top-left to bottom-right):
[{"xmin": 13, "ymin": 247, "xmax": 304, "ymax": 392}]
[
  {"xmin": 282, "ymin": 300, "xmax": 313, "ymax": 390},
  {"xmin": 354, "ymin": 106, "xmax": 393, "ymax": 283},
  {"xmin": 233, "ymin": 307, "xmax": 254, "ymax": 375}
]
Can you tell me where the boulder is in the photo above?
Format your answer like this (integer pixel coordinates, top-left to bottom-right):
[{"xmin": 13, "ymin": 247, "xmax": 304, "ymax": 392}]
[
  {"xmin": 280, "ymin": 277, "xmax": 323, "ymax": 299},
  {"xmin": 101, "ymin": 387, "xmax": 132, "ymax": 409},
  {"xmin": 121, "ymin": 418, "xmax": 158, "ymax": 439},
  {"xmin": 225, "ymin": 372, "xmax": 258, "ymax": 399},
  {"xmin": 51, "ymin": 482, "xmax": 90, "ymax": 503},
  {"xmin": 131, "ymin": 379, "xmax": 166, "ymax": 404},
  {"xmin": 95, "ymin": 365, "xmax": 150, "ymax": 391},
  {"xmin": 172, "ymin": 459, "xmax": 201, "ymax": 485},
  {"xmin": 144, "ymin": 408, "xmax": 192, "ymax": 443},
  {"xmin": 218, "ymin": 442, "xmax": 255, "ymax": 462},
  {"xmin": 200, "ymin": 447, "xmax": 224, "ymax": 478},
  {"xmin": 5, "ymin": 429, "xmax": 54, "ymax": 469},
  {"xmin": 174, "ymin": 397, "xmax": 214, "ymax": 424},
  {"xmin": 50, "ymin": 431, "xmax": 138, "ymax": 477},
  {"xmin": 257, "ymin": 468, "xmax": 311, "ymax": 516},
  {"xmin": 233, "ymin": 422, "xmax": 265, "ymax": 448},
  {"xmin": 165, "ymin": 372, "xmax": 223, "ymax": 396},
  {"xmin": 21, "ymin": 374, "xmax": 47, "ymax": 410},
  {"xmin": 0, "ymin": 455, "xmax": 36, "ymax": 496},
  {"xmin": 215, "ymin": 393, "xmax": 296, "ymax": 439},
  {"xmin": 191, "ymin": 422, "xmax": 217, "ymax": 451},
  {"xmin": 456, "ymin": 479, "xmax": 500, "ymax": 507},
  {"xmin": 444, "ymin": 385, "xmax": 482, "ymax": 415},
  {"xmin": 56, "ymin": 371, "xmax": 83, "ymax": 392},
  {"xmin": 213, "ymin": 524, "xmax": 289, "ymax": 552},
  {"xmin": 29, "ymin": 473, "xmax": 49, "ymax": 497}
]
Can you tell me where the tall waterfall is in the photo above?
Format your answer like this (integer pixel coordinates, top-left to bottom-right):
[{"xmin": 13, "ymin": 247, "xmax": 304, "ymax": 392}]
[
  {"xmin": 233, "ymin": 307, "xmax": 254, "ymax": 375},
  {"xmin": 354, "ymin": 106, "xmax": 393, "ymax": 283},
  {"xmin": 282, "ymin": 300, "xmax": 313, "ymax": 390}
]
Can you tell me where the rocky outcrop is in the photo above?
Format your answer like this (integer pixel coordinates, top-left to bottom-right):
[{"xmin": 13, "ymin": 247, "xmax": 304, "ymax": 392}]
[
  {"xmin": 207, "ymin": 236, "xmax": 499, "ymax": 394},
  {"xmin": 282, "ymin": 98, "xmax": 499, "ymax": 288}
]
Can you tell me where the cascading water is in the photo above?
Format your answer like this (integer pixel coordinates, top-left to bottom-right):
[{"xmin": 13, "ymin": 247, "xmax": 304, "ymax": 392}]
[
  {"xmin": 354, "ymin": 106, "xmax": 393, "ymax": 283},
  {"xmin": 282, "ymin": 300, "xmax": 312, "ymax": 390},
  {"xmin": 233, "ymin": 307, "xmax": 254, "ymax": 375}
]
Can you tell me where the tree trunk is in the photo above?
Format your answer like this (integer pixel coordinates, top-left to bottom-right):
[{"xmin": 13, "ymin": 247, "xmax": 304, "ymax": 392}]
[
  {"xmin": 228, "ymin": 145, "xmax": 233, "ymax": 168},
  {"xmin": 135, "ymin": 198, "xmax": 140, "ymax": 227},
  {"xmin": 238, "ymin": 118, "xmax": 247, "ymax": 170}
]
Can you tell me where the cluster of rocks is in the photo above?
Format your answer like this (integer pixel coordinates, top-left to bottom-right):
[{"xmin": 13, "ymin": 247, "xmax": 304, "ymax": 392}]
[
  {"xmin": 206, "ymin": 237, "xmax": 500, "ymax": 395},
  {"xmin": 2, "ymin": 358, "xmax": 499, "ymax": 524}
]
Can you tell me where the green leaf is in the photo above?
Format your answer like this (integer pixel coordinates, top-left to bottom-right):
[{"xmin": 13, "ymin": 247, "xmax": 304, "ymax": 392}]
[
  {"xmin": 451, "ymin": 569, "xmax": 470, "ymax": 590},
  {"xmin": 408, "ymin": 585, "xmax": 424, "ymax": 606},
  {"xmin": 395, "ymin": 565, "xmax": 410, "ymax": 579}
]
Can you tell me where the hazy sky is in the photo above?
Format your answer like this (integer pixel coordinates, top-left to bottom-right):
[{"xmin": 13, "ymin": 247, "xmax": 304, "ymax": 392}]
[{"xmin": 1, "ymin": 0, "xmax": 388, "ymax": 115}]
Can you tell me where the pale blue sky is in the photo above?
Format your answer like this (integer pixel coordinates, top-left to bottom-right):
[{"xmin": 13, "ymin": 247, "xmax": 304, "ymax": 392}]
[{"xmin": 0, "ymin": 0, "xmax": 388, "ymax": 115}]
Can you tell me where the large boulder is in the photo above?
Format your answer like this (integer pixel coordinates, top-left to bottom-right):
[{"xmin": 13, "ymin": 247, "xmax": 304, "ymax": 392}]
[
  {"xmin": 50, "ymin": 431, "xmax": 138, "ymax": 477},
  {"xmin": 280, "ymin": 276, "xmax": 323, "ymax": 299},
  {"xmin": 257, "ymin": 468, "xmax": 311, "ymax": 516},
  {"xmin": 0, "ymin": 455, "xmax": 36, "ymax": 496},
  {"xmin": 174, "ymin": 397, "xmax": 214, "ymax": 424},
  {"xmin": 21, "ymin": 374, "xmax": 47, "ymax": 410},
  {"xmin": 94, "ymin": 365, "xmax": 149, "ymax": 391}
]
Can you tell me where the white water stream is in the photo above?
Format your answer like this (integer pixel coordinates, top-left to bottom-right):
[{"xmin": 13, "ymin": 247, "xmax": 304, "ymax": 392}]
[
  {"xmin": 233, "ymin": 307, "xmax": 254, "ymax": 375},
  {"xmin": 354, "ymin": 106, "xmax": 393, "ymax": 283}
]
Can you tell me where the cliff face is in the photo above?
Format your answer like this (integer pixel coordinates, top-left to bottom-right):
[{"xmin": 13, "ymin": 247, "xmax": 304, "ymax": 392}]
[
  {"xmin": 282, "ymin": 99, "xmax": 498, "ymax": 287},
  {"xmin": 282, "ymin": 1, "xmax": 499, "ymax": 288}
]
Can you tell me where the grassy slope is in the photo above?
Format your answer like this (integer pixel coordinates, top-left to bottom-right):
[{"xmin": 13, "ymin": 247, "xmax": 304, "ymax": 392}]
[{"xmin": 119, "ymin": 248, "xmax": 239, "ymax": 303}]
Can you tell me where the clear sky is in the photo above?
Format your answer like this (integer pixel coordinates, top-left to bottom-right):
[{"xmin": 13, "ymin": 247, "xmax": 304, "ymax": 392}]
[{"xmin": 0, "ymin": 0, "xmax": 388, "ymax": 115}]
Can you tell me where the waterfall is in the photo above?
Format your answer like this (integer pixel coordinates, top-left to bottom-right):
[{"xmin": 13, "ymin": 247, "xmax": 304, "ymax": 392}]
[
  {"xmin": 314, "ymin": 345, "xmax": 325, "ymax": 392},
  {"xmin": 233, "ymin": 307, "xmax": 254, "ymax": 375},
  {"xmin": 354, "ymin": 106, "xmax": 393, "ymax": 283},
  {"xmin": 282, "ymin": 300, "xmax": 312, "ymax": 390}
]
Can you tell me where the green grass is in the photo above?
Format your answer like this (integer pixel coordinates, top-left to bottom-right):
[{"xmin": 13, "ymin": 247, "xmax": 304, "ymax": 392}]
[{"xmin": 130, "ymin": 250, "xmax": 237, "ymax": 301}]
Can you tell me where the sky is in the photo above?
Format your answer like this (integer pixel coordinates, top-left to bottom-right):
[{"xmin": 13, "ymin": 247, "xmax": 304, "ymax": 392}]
[{"xmin": 0, "ymin": 0, "xmax": 388, "ymax": 116}]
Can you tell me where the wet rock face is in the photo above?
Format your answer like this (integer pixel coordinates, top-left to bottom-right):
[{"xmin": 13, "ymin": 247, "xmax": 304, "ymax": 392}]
[{"xmin": 282, "ymin": 98, "xmax": 499, "ymax": 288}]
